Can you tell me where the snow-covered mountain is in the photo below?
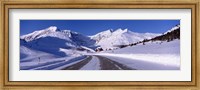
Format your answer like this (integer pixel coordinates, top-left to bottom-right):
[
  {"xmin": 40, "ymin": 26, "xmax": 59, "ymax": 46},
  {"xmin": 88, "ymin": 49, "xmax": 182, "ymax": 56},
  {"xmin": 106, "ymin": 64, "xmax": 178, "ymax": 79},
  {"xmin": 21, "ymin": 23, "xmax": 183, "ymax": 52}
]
[
  {"xmin": 90, "ymin": 28, "xmax": 160, "ymax": 49},
  {"xmin": 20, "ymin": 26, "xmax": 96, "ymax": 57},
  {"xmin": 21, "ymin": 26, "xmax": 59, "ymax": 42},
  {"xmin": 21, "ymin": 26, "xmax": 95, "ymax": 46}
]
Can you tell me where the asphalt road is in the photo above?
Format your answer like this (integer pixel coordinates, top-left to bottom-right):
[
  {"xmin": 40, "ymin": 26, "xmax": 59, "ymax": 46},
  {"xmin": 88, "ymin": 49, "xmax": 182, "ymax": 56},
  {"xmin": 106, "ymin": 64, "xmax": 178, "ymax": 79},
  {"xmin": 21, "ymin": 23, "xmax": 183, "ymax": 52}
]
[
  {"xmin": 62, "ymin": 56, "xmax": 92, "ymax": 70},
  {"xmin": 61, "ymin": 55, "xmax": 135, "ymax": 70}
]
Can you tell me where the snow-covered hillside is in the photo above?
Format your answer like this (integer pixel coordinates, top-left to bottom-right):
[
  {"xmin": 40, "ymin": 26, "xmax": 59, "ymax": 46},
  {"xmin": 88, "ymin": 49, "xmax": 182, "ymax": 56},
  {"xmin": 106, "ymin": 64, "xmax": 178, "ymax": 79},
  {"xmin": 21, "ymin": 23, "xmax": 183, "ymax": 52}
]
[
  {"xmin": 90, "ymin": 28, "xmax": 160, "ymax": 49},
  {"xmin": 164, "ymin": 25, "xmax": 180, "ymax": 34},
  {"xmin": 94, "ymin": 39, "xmax": 180, "ymax": 70}
]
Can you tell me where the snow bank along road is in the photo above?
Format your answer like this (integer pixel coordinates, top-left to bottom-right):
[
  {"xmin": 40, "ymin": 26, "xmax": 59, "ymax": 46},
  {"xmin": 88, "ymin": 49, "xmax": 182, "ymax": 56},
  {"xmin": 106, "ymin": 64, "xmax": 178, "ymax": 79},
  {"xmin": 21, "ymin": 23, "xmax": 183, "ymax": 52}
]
[
  {"xmin": 21, "ymin": 54, "xmax": 178, "ymax": 70},
  {"xmin": 61, "ymin": 55, "xmax": 134, "ymax": 70}
]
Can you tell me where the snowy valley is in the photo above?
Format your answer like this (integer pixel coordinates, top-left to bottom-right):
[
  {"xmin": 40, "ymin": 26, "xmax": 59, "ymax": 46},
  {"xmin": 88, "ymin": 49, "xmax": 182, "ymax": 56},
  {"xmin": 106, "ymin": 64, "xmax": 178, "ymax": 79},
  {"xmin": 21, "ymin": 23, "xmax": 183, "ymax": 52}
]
[{"xmin": 20, "ymin": 25, "xmax": 180, "ymax": 70}]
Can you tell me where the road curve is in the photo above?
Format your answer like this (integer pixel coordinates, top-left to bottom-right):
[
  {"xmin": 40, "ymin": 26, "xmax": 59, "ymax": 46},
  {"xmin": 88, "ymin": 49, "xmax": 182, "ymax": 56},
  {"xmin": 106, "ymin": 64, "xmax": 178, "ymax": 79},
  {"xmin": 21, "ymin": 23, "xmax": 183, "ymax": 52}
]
[
  {"xmin": 61, "ymin": 55, "xmax": 135, "ymax": 70},
  {"xmin": 95, "ymin": 55, "xmax": 134, "ymax": 70}
]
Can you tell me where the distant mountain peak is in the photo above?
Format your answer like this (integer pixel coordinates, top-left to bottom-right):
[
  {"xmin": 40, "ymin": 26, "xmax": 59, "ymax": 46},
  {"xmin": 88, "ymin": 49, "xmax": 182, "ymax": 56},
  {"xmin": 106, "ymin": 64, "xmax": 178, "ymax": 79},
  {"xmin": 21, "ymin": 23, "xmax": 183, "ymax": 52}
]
[
  {"xmin": 45, "ymin": 26, "xmax": 58, "ymax": 32},
  {"xmin": 115, "ymin": 28, "xmax": 123, "ymax": 32},
  {"xmin": 123, "ymin": 28, "xmax": 128, "ymax": 32},
  {"xmin": 102, "ymin": 29, "xmax": 113, "ymax": 33},
  {"xmin": 113, "ymin": 28, "xmax": 129, "ymax": 34}
]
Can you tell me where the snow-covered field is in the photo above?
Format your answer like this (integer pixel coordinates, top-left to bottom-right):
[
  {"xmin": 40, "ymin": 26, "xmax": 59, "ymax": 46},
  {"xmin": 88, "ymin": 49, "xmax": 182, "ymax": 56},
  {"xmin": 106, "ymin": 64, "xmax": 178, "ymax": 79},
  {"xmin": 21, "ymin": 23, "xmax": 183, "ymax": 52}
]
[
  {"xmin": 93, "ymin": 40, "xmax": 180, "ymax": 70},
  {"xmin": 20, "ymin": 45, "xmax": 88, "ymax": 70}
]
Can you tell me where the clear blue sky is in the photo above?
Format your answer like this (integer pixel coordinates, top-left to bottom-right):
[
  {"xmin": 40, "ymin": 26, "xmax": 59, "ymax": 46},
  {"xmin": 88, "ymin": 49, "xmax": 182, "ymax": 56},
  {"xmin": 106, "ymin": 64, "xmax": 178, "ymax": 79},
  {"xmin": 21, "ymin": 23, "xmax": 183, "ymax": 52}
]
[{"xmin": 20, "ymin": 20, "xmax": 180, "ymax": 36}]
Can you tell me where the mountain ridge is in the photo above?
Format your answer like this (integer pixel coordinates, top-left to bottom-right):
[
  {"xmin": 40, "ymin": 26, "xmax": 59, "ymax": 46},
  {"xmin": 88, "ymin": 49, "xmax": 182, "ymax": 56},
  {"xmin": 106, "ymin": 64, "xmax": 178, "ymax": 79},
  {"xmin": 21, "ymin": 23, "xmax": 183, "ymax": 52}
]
[
  {"xmin": 20, "ymin": 25, "xmax": 179, "ymax": 56},
  {"xmin": 90, "ymin": 28, "xmax": 161, "ymax": 49}
]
